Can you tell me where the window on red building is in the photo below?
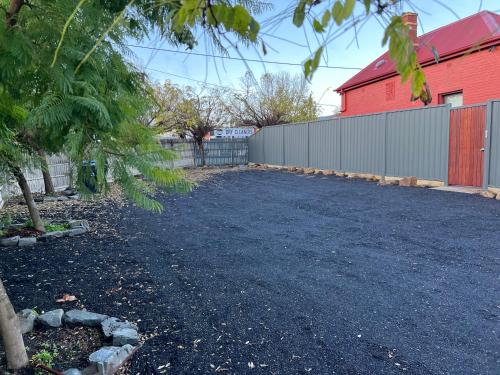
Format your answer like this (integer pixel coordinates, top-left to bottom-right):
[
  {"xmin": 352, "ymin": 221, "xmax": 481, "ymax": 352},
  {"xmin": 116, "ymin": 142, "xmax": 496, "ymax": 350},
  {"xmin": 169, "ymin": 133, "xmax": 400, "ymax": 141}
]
[{"xmin": 440, "ymin": 91, "xmax": 463, "ymax": 107}]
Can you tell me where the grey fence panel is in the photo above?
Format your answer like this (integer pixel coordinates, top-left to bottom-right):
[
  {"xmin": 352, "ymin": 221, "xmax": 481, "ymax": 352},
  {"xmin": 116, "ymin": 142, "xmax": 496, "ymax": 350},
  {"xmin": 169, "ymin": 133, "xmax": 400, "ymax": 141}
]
[
  {"xmin": 201, "ymin": 139, "xmax": 248, "ymax": 166},
  {"xmin": 160, "ymin": 138, "xmax": 248, "ymax": 167},
  {"xmin": 309, "ymin": 119, "xmax": 341, "ymax": 170},
  {"xmin": 386, "ymin": 106, "xmax": 449, "ymax": 180},
  {"xmin": 248, "ymin": 130, "xmax": 265, "ymax": 164},
  {"xmin": 284, "ymin": 123, "xmax": 309, "ymax": 167},
  {"xmin": 341, "ymin": 114, "xmax": 385, "ymax": 174},
  {"xmin": 488, "ymin": 101, "xmax": 500, "ymax": 187},
  {"xmin": 159, "ymin": 138, "xmax": 196, "ymax": 168},
  {"xmin": 248, "ymin": 105, "xmax": 453, "ymax": 181},
  {"xmin": 263, "ymin": 126, "xmax": 284, "ymax": 165}
]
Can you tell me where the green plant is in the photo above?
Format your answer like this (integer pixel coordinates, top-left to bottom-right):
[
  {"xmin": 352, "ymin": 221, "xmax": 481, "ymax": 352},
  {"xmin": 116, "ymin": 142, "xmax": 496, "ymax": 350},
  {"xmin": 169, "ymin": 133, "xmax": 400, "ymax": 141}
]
[
  {"xmin": 0, "ymin": 213, "xmax": 12, "ymax": 229},
  {"xmin": 31, "ymin": 344, "xmax": 58, "ymax": 373},
  {"xmin": 24, "ymin": 219, "xmax": 33, "ymax": 229},
  {"xmin": 45, "ymin": 223, "xmax": 70, "ymax": 232}
]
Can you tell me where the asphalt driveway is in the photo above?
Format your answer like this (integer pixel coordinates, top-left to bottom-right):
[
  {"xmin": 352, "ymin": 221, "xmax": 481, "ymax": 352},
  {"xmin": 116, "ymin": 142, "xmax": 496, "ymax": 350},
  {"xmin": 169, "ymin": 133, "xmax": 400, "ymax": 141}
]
[{"xmin": 1, "ymin": 170, "xmax": 499, "ymax": 374}]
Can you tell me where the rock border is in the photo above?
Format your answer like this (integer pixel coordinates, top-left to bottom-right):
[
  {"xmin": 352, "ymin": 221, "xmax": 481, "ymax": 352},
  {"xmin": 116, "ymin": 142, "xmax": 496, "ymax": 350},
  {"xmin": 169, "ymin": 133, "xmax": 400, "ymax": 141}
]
[
  {"xmin": 42, "ymin": 187, "xmax": 81, "ymax": 203},
  {"xmin": 0, "ymin": 220, "xmax": 89, "ymax": 248},
  {"xmin": 249, "ymin": 163, "xmax": 500, "ymax": 200},
  {"xmin": 17, "ymin": 308, "xmax": 139, "ymax": 375}
]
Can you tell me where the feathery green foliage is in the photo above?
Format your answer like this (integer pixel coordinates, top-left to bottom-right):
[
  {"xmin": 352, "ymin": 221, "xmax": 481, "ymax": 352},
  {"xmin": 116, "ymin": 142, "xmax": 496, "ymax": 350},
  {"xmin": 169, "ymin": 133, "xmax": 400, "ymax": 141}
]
[{"xmin": 0, "ymin": 0, "xmax": 199, "ymax": 213}]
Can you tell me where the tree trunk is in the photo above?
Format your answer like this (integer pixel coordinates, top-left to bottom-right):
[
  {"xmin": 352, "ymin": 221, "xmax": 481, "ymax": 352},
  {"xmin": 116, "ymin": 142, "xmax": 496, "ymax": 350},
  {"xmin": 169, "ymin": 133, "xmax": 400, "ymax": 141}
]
[
  {"xmin": 6, "ymin": 0, "xmax": 24, "ymax": 27},
  {"xmin": 0, "ymin": 278, "xmax": 28, "ymax": 370},
  {"xmin": 37, "ymin": 149, "xmax": 55, "ymax": 195},
  {"xmin": 198, "ymin": 141, "xmax": 206, "ymax": 167},
  {"xmin": 10, "ymin": 165, "xmax": 45, "ymax": 232}
]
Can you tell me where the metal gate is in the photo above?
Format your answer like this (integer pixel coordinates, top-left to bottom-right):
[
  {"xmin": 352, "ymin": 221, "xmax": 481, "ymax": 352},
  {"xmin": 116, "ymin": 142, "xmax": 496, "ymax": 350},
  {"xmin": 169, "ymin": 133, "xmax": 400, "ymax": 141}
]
[{"xmin": 448, "ymin": 105, "xmax": 486, "ymax": 186}]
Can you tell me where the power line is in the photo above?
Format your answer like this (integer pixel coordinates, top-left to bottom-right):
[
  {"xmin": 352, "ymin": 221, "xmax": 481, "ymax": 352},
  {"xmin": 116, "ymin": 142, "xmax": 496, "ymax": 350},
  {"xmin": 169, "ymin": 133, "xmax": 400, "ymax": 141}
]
[
  {"xmin": 128, "ymin": 44, "xmax": 363, "ymax": 71},
  {"xmin": 144, "ymin": 67, "xmax": 339, "ymax": 107},
  {"xmin": 146, "ymin": 67, "xmax": 240, "ymax": 91}
]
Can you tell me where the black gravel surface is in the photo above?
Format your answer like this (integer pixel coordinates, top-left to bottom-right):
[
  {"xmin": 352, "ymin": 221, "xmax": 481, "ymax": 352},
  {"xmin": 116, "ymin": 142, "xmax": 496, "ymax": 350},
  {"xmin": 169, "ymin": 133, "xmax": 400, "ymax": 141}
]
[{"xmin": 1, "ymin": 170, "xmax": 499, "ymax": 374}]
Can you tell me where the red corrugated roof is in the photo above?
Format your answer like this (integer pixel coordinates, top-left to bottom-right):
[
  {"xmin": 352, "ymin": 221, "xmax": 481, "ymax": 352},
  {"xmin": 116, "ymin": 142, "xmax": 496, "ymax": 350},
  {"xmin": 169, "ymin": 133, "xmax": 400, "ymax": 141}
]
[{"xmin": 336, "ymin": 11, "xmax": 500, "ymax": 92}]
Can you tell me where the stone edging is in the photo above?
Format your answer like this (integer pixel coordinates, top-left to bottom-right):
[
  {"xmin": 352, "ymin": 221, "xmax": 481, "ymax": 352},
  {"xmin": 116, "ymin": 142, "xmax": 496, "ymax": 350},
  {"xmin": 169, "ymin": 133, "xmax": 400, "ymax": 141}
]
[
  {"xmin": 18, "ymin": 308, "xmax": 139, "ymax": 375},
  {"xmin": 0, "ymin": 220, "xmax": 89, "ymax": 248},
  {"xmin": 250, "ymin": 163, "xmax": 500, "ymax": 199}
]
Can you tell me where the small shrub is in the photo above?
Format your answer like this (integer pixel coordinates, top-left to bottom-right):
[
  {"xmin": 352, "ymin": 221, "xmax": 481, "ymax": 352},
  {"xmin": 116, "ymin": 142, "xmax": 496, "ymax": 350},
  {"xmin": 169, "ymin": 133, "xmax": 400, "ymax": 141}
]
[
  {"xmin": 0, "ymin": 213, "xmax": 12, "ymax": 229},
  {"xmin": 45, "ymin": 223, "xmax": 70, "ymax": 232},
  {"xmin": 31, "ymin": 344, "xmax": 58, "ymax": 373}
]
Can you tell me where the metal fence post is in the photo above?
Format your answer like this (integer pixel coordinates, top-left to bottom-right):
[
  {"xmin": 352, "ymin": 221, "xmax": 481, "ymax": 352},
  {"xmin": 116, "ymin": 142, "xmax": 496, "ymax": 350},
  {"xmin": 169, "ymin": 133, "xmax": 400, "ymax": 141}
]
[
  {"xmin": 231, "ymin": 140, "xmax": 234, "ymax": 166},
  {"xmin": 282, "ymin": 125, "xmax": 285, "ymax": 166},
  {"xmin": 339, "ymin": 118, "xmax": 343, "ymax": 173},
  {"xmin": 444, "ymin": 104, "xmax": 452, "ymax": 186},
  {"xmin": 382, "ymin": 112, "xmax": 388, "ymax": 180},
  {"xmin": 262, "ymin": 129, "xmax": 266, "ymax": 164},
  {"xmin": 483, "ymin": 100, "xmax": 494, "ymax": 190},
  {"xmin": 307, "ymin": 122, "xmax": 310, "ymax": 168}
]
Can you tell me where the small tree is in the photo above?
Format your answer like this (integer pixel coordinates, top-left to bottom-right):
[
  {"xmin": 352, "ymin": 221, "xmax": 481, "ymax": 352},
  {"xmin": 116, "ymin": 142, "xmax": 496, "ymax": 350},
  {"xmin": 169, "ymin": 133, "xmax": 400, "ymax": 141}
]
[
  {"xmin": 148, "ymin": 83, "xmax": 227, "ymax": 166},
  {"xmin": 225, "ymin": 71, "xmax": 319, "ymax": 128},
  {"xmin": 0, "ymin": 279, "xmax": 28, "ymax": 369}
]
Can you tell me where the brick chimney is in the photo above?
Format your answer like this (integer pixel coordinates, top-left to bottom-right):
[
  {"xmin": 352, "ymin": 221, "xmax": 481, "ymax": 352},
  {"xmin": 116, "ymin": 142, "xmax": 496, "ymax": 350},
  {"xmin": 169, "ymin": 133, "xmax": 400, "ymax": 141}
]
[{"xmin": 402, "ymin": 12, "xmax": 418, "ymax": 45}]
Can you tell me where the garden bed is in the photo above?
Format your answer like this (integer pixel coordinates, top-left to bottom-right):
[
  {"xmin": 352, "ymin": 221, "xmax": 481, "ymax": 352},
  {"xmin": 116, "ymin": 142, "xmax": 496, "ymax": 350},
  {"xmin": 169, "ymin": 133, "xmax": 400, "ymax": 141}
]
[
  {"xmin": 0, "ymin": 219, "xmax": 89, "ymax": 247},
  {"xmin": 0, "ymin": 306, "xmax": 139, "ymax": 374},
  {"xmin": 9, "ymin": 326, "xmax": 103, "ymax": 374}
]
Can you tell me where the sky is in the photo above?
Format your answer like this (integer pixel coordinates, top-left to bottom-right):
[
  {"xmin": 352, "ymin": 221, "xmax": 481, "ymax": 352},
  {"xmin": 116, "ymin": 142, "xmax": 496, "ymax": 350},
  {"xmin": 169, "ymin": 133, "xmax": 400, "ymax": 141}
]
[{"xmin": 128, "ymin": 0, "xmax": 500, "ymax": 116}]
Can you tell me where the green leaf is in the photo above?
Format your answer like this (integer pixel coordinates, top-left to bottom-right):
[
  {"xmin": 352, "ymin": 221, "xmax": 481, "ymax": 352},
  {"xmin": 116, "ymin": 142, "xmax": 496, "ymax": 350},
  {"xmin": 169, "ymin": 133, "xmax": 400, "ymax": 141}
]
[
  {"xmin": 363, "ymin": 0, "xmax": 371, "ymax": 14},
  {"xmin": 293, "ymin": 0, "xmax": 307, "ymax": 27},
  {"xmin": 321, "ymin": 10, "xmax": 331, "ymax": 26},
  {"xmin": 304, "ymin": 59, "xmax": 312, "ymax": 79},
  {"xmin": 304, "ymin": 46, "xmax": 324, "ymax": 80},
  {"xmin": 342, "ymin": 0, "xmax": 356, "ymax": 19},
  {"xmin": 232, "ymin": 5, "xmax": 251, "ymax": 32},
  {"xmin": 312, "ymin": 46, "xmax": 323, "ymax": 70},
  {"xmin": 332, "ymin": 1, "xmax": 344, "ymax": 25},
  {"xmin": 249, "ymin": 19, "xmax": 260, "ymax": 42},
  {"xmin": 411, "ymin": 69, "xmax": 426, "ymax": 97},
  {"xmin": 313, "ymin": 19, "xmax": 325, "ymax": 33}
]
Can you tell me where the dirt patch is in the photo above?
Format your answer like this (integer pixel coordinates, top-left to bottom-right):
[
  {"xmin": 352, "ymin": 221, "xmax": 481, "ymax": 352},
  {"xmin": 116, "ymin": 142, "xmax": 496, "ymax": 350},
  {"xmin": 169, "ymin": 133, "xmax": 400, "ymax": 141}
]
[{"xmin": 183, "ymin": 166, "xmax": 243, "ymax": 184}]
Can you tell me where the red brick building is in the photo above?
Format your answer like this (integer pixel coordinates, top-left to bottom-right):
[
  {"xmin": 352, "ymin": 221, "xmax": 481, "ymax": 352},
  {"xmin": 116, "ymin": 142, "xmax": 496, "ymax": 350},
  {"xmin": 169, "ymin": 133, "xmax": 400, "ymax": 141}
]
[{"xmin": 336, "ymin": 11, "xmax": 500, "ymax": 116}]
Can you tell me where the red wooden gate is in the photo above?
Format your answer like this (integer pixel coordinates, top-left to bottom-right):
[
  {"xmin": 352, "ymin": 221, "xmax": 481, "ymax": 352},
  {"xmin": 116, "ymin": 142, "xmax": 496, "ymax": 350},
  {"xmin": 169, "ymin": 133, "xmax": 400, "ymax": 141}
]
[{"xmin": 448, "ymin": 105, "xmax": 486, "ymax": 186}]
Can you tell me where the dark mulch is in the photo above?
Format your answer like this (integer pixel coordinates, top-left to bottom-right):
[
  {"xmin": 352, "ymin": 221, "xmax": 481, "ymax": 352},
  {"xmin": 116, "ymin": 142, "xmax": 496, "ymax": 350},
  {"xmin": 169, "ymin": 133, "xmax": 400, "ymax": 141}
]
[
  {"xmin": 2, "ymin": 226, "xmax": 42, "ymax": 238},
  {"xmin": 0, "ymin": 170, "xmax": 499, "ymax": 374}
]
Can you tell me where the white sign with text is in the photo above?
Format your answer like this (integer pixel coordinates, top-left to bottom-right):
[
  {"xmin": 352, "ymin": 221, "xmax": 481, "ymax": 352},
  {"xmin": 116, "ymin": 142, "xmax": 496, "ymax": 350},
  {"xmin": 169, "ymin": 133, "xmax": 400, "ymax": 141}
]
[{"xmin": 213, "ymin": 128, "xmax": 255, "ymax": 138}]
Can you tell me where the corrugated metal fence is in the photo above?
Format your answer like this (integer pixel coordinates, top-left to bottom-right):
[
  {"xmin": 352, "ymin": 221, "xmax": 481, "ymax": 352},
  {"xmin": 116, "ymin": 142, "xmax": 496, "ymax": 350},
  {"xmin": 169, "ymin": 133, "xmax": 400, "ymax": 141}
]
[
  {"xmin": 249, "ymin": 105, "xmax": 450, "ymax": 182},
  {"xmin": 485, "ymin": 100, "xmax": 500, "ymax": 188}
]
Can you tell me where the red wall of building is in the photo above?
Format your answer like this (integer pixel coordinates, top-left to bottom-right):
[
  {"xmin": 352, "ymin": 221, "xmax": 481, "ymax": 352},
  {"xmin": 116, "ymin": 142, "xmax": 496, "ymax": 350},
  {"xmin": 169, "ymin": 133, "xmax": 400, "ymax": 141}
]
[{"xmin": 339, "ymin": 47, "xmax": 500, "ymax": 117}]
